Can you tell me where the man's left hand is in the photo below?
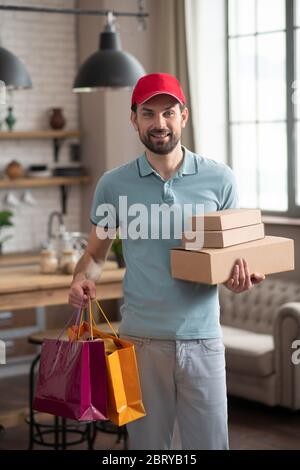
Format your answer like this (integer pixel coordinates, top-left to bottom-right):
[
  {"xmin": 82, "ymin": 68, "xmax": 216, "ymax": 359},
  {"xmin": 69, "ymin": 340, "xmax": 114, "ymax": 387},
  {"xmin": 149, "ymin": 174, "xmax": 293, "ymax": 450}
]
[{"xmin": 223, "ymin": 258, "xmax": 265, "ymax": 293}]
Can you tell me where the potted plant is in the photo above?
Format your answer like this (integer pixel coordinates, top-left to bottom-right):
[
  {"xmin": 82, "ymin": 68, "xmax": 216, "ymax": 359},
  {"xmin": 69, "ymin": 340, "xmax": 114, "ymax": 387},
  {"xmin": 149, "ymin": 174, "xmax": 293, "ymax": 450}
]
[
  {"xmin": 0, "ymin": 210, "xmax": 13, "ymax": 254},
  {"xmin": 111, "ymin": 232, "xmax": 125, "ymax": 268}
]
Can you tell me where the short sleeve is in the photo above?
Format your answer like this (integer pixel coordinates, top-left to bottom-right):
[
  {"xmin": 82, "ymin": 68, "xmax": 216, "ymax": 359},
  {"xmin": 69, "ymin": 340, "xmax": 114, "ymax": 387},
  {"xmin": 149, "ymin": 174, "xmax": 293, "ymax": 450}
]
[
  {"xmin": 220, "ymin": 165, "xmax": 239, "ymax": 210},
  {"xmin": 90, "ymin": 174, "xmax": 119, "ymax": 228}
]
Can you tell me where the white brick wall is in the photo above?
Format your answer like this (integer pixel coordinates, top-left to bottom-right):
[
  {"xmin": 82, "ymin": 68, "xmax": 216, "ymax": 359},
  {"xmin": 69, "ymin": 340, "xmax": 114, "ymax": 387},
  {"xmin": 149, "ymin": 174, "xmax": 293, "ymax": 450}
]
[{"xmin": 0, "ymin": 0, "xmax": 81, "ymax": 253}]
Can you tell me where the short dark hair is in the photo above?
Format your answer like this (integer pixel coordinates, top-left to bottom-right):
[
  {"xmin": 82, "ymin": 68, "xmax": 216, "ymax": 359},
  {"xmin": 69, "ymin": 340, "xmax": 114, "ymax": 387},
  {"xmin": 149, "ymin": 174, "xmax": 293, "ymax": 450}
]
[{"xmin": 131, "ymin": 102, "xmax": 186, "ymax": 113}]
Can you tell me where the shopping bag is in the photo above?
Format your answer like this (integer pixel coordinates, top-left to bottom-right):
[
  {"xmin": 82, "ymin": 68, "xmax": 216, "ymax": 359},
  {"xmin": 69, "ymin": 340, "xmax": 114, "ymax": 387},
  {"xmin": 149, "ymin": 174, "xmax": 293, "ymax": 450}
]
[
  {"xmin": 104, "ymin": 333, "xmax": 146, "ymax": 426},
  {"xmin": 33, "ymin": 306, "xmax": 108, "ymax": 421},
  {"xmin": 69, "ymin": 299, "xmax": 146, "ymax": 426}
]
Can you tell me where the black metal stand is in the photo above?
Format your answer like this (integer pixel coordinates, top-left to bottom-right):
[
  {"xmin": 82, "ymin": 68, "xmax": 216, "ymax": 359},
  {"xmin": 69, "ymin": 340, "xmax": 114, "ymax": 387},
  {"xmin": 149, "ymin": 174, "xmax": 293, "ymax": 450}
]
[
  {"xmin": 27, "ymin": 353, "xmax": 94, "ymax": 450},
  {"xmin": 91, "ymin": 421, "xmax": 128, "ymax": 450},
  {"xmin": 27, "ymin": 352, "xmax": 128, "ymax": 450}
]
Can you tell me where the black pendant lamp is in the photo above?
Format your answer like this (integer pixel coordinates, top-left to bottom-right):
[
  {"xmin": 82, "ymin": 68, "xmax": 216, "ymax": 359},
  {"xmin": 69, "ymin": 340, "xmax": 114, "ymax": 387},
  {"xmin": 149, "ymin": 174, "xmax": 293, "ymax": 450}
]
[
  {"xmin": 0, "ymin": 46, "xmax": 32, "ymax": 90},
  {"xmin": 73, "ymin": 12, "xmax": 145, "ymax": 92}
]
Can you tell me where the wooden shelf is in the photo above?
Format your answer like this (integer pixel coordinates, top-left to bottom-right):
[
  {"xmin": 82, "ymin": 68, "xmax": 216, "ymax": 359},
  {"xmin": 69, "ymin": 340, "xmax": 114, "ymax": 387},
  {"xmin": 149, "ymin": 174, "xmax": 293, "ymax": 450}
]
[
  {"xmin": 0, "ymin": 175, "xmax": 90, "ymax": 190},
  {"xmin": 0, "ymin": 130, "xmax": 86, "ymax": 211},
  {"xmin": 0, "ymin": 175, "xmax": 91, "ymax": 214},
  {"xmin": 0, "ymin": 130, "xmax": 81, "ymax": 162},
  {"xmin": 0, "ymin": 130, "xmax": 80, "ymax": 140}
]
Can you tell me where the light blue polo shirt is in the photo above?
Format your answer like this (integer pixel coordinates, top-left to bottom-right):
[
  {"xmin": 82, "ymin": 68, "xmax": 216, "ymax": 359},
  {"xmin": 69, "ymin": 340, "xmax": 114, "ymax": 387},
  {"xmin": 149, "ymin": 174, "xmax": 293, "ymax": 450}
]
[{"xmin": 90, "ymin": 146, "xmax": 239, "ymax": 339}]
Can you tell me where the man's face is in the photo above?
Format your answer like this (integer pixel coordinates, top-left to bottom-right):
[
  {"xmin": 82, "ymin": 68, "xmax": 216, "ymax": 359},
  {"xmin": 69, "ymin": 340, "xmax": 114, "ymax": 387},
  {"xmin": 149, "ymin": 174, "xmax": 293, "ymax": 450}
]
[{"xmin": 130, "ymin": 94, "xmax": 188, "ymax": 155}]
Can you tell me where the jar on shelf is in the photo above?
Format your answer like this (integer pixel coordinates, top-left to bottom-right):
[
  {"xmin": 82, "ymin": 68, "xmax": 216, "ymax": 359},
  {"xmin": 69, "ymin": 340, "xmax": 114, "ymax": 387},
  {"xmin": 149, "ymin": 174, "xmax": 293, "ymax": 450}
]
[
  {"xmin": 5, "ymin": 160, "xmax": 24, "ymax": 179},
  {"xmin": 49, "ymin": 107, "xmax": 66, "ymax": 130},
  {"xmin": 40, "ymin": 249, "xmax": 58, "ymax": 274},
  {"xmin": 59, "ymin": 248, "xmax": 77, "ymax": 274}
]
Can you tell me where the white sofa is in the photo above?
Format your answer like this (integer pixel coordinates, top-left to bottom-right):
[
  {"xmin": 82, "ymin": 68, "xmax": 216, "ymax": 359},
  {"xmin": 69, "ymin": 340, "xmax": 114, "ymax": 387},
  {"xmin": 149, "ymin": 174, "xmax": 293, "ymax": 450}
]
[{"xmin": 219, "ymin": 278, "xmax": 300, "ymax": 410}]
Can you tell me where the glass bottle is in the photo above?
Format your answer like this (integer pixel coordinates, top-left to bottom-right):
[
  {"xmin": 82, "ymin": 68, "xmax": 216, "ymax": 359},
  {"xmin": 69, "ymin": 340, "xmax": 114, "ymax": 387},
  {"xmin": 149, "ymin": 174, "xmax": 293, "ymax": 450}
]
[
  {"xmin": 59, "ymin": 248, "xmax": 77, "ymax": 274},
  {"xmin": 5, "ymin": 107, "xmax": 16, "ymax": 131},
  {"xmin": 40, "ymin": 249, "xmax": 58, "ymax": 274}
]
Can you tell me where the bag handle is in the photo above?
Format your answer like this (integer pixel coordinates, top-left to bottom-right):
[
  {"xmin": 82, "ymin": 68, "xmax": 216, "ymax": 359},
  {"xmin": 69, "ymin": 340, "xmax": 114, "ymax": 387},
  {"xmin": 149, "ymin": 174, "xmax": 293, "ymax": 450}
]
[
  {"xmin": 68, "ymin": 297, "xmax": 118, "ymax": 342},
  {"xmin": 88, "ymin": 298, "xmax": 94, "ymax": 341},
  {"xmin": 90, "ymin": 298, "xmax": 119, "ymax": 338},
  {"xmin": 57, "ymin": 298, "xmax": 84, "ymax": 343},
  {"xmin": 66, "ymin": 300, "xmax": 93, "ymax": 343},
  {"xmin": 74, "ymin": 301, "xmax": 94, "ymax": 341}
]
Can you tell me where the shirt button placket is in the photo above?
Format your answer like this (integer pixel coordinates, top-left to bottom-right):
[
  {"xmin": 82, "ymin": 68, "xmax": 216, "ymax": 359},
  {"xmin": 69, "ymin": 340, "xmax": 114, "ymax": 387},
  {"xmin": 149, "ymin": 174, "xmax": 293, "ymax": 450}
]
[{"xmin": 163, "ymin": 181, "xmax": 175, "ymax": 205}]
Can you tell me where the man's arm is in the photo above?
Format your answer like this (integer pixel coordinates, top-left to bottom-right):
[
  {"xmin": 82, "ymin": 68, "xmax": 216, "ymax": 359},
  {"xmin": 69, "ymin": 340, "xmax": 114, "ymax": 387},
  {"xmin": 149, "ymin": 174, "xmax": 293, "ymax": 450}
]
[
  {"xmin": 223, "ymin": 258, "xmax": 265, "ymax": 294},
  {"xmin": 68, "ymin": 225, "xmax": 115, "ymax": 308}
]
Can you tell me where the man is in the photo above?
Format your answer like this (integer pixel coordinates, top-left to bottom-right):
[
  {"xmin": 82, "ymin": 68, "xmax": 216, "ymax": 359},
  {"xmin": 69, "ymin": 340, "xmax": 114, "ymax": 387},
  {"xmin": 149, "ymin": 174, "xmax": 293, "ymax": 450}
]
[{"xmin": 69, "ymin": 73, "xmax": 265, "ymax": 450}]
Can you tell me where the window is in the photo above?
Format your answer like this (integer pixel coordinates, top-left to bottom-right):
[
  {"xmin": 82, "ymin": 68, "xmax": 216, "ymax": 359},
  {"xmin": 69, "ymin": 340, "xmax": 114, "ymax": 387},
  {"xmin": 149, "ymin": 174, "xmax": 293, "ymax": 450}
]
[
  {"xmin": 226, "ymin": 0, "xmax": 300, "ymax": 216},
  {"xmin": 294, "ymin": 0, "xmax": 300, "ymax": 205}
]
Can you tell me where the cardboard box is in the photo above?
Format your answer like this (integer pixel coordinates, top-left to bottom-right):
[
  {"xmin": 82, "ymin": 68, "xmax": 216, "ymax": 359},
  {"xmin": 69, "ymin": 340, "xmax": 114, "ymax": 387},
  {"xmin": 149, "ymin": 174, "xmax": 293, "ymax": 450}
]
[
  {"xmin": 182, "ymin": 223, "xmax": 265, "ymax": 249},
  {"xmin": 171, "ymin": 236, "xmax": 294, "ymax": 285},
  {"xmin": 191, "ymin": 208, "xmax": 262, "ymax": 231}
]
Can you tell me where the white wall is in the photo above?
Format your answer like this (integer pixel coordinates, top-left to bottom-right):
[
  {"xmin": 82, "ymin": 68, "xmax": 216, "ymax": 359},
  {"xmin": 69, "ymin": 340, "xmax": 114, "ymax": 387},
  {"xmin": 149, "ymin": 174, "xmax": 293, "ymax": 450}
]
[
  {"xmin": 0, "ymin": 0, "xmax": 162, "ymax": 249},
  {"xmin": 78, "ymin": 0, "xmax": 161, "ymax": 231},
  {"xmin": 0, "ymin": 0, "xmax": 80, "ymax": 253}
]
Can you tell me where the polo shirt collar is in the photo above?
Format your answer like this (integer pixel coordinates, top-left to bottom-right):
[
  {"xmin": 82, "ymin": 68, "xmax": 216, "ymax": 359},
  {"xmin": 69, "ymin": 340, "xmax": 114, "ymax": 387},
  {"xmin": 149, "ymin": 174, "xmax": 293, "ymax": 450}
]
[
  {"xmin": 138, "ymin": 152, "xmax": 154, "ymax": 177},
  {"xmin": 180, "ymin": 146, "xmax": 197, "ymax": 176},
  {"xmin": 138, "ymin": 146, "xmax": 197, "ymax": 178}
]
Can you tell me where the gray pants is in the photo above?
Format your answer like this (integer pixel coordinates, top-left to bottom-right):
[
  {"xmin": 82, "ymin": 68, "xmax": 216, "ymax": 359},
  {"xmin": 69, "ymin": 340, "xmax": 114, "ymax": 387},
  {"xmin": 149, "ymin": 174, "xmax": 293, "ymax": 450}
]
[{"xmin": 121, "ymin": 336, "xmax": 229, "ymax": 450}]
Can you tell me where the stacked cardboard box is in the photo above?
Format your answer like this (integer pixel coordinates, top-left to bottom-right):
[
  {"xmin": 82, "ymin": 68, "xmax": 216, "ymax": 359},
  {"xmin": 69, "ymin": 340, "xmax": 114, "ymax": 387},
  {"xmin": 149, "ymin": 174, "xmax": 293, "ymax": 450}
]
[
  {"xmin": 171, "ymin": 208, "xmax": 294, "ymax": 285},
  {"xmin": 182, "ymin": 208, "xmax": 264, "ymax": 249}
]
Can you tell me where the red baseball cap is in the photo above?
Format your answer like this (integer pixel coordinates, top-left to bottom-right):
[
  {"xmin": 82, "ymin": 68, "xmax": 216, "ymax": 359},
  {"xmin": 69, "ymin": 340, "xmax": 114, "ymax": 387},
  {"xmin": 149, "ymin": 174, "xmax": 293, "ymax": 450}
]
[{"xmin": 131, "ymin": 73, "xmax": 186, "ymax": 107}]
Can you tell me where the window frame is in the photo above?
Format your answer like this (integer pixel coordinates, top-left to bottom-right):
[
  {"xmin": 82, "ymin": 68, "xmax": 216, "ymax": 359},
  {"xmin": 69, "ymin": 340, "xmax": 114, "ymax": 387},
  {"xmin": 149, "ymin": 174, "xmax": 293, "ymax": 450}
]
[{"xmin": 226, "ymin": 0, "xmax": 299, "ymax": 217}]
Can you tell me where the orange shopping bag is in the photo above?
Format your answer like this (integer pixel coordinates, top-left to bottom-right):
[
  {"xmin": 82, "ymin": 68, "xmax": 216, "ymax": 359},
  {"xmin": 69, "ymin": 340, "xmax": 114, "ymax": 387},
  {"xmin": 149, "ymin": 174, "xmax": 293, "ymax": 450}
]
[{"xmin": 68, "ymin": 299, "xmax": 146, "ymax": 427}]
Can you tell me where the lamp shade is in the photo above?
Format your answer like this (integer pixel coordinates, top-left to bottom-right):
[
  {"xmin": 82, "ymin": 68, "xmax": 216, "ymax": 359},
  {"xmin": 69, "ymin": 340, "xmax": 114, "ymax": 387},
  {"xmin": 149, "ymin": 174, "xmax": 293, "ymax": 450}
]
[
  {"xmin": 0, "ymin": 46, "xmax": 32, "ymax": 90},
  {"xmin": 73, "ymin": 24, "xmax": 145, "ymax": 91}
]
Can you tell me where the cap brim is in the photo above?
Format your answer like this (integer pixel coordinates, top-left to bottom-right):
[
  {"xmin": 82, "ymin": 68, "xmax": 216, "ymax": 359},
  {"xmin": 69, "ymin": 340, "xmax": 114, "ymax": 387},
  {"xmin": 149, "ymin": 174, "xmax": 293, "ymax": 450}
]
[{"xmin": 138, "ymin": 91, "xmax": 184, "ymax": 105}]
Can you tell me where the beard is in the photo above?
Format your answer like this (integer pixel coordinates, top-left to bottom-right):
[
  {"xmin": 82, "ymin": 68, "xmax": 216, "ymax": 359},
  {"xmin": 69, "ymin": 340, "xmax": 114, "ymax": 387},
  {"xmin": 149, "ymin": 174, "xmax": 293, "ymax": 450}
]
[{"xmin": 138, "ymin": 128, "xmax": 181, "ymax": 155}]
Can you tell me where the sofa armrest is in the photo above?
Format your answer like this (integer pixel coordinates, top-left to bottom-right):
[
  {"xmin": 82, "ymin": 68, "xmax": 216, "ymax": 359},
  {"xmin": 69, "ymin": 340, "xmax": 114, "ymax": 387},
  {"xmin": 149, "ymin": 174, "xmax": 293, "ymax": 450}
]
[{"xmin": 274, "ymin": 302, "xmax": 300, "ymax": 409}]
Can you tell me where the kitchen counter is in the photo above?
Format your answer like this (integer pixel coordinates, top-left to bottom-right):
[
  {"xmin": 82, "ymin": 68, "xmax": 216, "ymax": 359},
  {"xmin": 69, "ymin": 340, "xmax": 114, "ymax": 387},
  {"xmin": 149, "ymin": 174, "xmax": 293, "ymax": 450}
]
[
  {"xmin": 0, "ymin": 252, "xmax": 41, "ymax": 267},
  {"xmin": 0, "ymin": 259, "xmax": 125, "ymax": 311},
  {"xmin": 0, "ymin": 255, "xmax": 125, "ymax": 430}
]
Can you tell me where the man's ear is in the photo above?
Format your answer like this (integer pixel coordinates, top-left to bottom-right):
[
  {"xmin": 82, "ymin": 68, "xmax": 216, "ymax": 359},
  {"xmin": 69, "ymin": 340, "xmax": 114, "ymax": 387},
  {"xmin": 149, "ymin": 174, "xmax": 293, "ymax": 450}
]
[
  {"xmin": 130, "ymin": 111, "xmax": 138, "ymax": 131},
  {"xmin": 181, "ymin": 107, "xmax": 189, "ymax": 129}
]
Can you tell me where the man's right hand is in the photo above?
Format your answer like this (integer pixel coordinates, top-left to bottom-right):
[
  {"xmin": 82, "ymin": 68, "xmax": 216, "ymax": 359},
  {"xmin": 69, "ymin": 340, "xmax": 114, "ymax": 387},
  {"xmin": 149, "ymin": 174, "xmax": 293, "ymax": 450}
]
[
  {"xmin": 68, "ymin": 225, "xmax": 115, "ymax": 309},
  {"xmin": 68, "ymin": 279, "xmax": 97, "ymax": 309}
]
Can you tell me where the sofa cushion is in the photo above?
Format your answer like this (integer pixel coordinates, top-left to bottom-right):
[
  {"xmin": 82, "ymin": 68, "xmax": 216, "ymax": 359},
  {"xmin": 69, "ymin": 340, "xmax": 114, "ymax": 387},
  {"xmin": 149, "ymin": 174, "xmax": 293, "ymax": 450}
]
[
  {"xmin": 219, "ymin": 279, "xmax": 300, "ymax": 335},
  {"xmin": 222, "ymin": 325, "xmax": 275, "ymax": 377}
]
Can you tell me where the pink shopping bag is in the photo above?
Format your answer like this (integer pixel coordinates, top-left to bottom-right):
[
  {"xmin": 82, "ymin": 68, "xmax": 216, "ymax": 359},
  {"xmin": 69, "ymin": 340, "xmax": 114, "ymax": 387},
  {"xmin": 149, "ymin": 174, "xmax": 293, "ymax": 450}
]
[{"xmin": 33, "ymin": 307, "xmax": 108, "ymax": 421}]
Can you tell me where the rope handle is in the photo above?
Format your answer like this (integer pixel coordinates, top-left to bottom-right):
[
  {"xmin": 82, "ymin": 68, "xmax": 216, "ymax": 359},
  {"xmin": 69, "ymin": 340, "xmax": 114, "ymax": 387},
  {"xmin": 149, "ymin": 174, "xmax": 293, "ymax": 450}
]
[
  {"xmin": 73, "ymin": 297, "xmax": 118, "ymax": 340},
  {"xmin": 93, "ymin": 298, "xmax": 119, "ymax": 338},
  {"xmin": 57, "ymin": 298, "xmax": 83, "ymax": 343},
  {"xmin": 88, "ymin": 298, "xmax": 94, "ymax": 341},
  {"xmin": 75, "ymin": 301, "xmax": 94, "ymax": 341}
]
